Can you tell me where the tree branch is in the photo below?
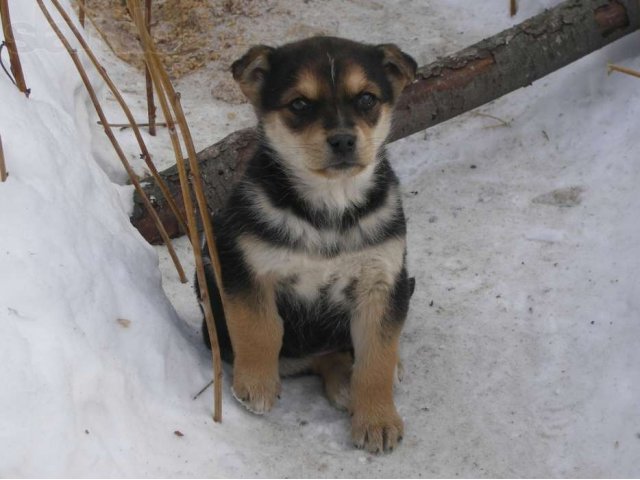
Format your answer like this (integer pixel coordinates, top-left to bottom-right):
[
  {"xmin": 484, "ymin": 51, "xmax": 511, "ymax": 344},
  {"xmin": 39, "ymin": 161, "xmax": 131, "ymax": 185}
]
[{"xmin": 132, "ymin": 0, "xmax": 640, "ymax": 243}]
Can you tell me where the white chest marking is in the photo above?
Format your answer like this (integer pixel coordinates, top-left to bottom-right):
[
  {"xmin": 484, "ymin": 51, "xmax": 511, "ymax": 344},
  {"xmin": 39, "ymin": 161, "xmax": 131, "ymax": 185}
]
[{"xmin": 239, "ymin": 236, "xmax": 406, "ymax": 302}]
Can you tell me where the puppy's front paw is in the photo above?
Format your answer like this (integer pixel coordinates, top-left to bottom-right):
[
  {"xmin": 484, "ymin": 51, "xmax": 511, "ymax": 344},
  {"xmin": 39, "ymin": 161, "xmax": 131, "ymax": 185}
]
[
  {"xmin": 351, "ymin": 408, "xmax": 404, "ymax": 453},
  {"xmin": 231, "ymin": 373, "xmax": 281, "ymax": 415}
]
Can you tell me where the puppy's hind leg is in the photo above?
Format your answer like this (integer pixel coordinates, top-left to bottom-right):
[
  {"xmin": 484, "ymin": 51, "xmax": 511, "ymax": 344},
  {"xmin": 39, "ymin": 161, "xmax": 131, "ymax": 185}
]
[{"xmin": 312, "ymin": 351, "xmax": 353, "ymax": 411}]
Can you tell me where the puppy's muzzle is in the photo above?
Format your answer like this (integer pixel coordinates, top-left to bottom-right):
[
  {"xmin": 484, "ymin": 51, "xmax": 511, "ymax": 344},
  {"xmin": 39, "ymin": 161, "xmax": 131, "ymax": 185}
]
[{"xmin": 327, "ymin": 133, "xmax": 358, "ymax": 169}]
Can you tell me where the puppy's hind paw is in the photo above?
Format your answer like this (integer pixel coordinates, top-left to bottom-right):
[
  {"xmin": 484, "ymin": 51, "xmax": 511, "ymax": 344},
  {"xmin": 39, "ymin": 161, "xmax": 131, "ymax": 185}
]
[{"xmin": 231, "ymin": 376, "xmax": 280, "ymax": 415}]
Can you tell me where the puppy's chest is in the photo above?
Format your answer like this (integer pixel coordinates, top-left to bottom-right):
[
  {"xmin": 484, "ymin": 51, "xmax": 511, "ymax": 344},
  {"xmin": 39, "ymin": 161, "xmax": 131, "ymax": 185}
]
[
  {"xmin": 240, "ymin": 235, "xmax": 405, "ymax": 305},
  {"xmin": 276, "ymin": 254, "xmax": 357, "ymax": 304}
]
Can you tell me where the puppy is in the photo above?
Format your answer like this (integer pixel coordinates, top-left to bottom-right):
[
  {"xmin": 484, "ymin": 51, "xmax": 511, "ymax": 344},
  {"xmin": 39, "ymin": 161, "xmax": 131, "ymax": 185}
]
[{"xmin": 197, "ymin": 36, "xmax": 416, "ymax": 453}]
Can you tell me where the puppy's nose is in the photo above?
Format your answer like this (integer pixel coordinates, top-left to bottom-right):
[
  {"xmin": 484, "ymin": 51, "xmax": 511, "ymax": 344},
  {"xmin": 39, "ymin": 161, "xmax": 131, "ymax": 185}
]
[{"xmin": 327, "ymin": 134, "xmax": 356, "ymax": 155}]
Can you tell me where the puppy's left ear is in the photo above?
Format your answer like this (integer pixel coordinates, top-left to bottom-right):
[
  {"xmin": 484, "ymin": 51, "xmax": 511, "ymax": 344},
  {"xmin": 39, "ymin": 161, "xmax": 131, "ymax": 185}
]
[
  {"xmin": 231, "ymin": 45, "xmax": 275, "ymax": 107},
  {"xmin": 377, "ymin": 44, "xmax": 417, "ymax": 98}
]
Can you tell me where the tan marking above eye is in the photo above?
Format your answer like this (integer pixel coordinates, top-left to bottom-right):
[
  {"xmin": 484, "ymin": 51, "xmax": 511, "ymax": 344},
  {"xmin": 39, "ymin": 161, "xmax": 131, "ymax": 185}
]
[
  {"xmin": 280, "ymin": 69, "xmax": 322, "ymax": 105},
  {"xmin": 342, "ymin": 65, "xmax": 382, "ymax": 99}
]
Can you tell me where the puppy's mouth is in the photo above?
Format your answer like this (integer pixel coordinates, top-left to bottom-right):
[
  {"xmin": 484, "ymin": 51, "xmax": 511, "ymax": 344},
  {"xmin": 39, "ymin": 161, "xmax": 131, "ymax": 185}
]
[
  {"xmin": 312, "ymin": 156, "xmax": 366, "ymax": 176},
  {"xmin": 326, "ymin": 156, "xmax": 361, "ymax": 170}
]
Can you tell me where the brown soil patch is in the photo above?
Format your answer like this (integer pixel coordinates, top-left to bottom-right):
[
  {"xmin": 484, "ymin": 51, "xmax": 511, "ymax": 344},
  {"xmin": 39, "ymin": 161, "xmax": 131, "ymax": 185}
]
[
  {"xmin": 81, "ymin": 0, "xmax": 270, "ymax": 78},
  {"xmin": 78, "ymin": 0, "xmax": 331, "ymax": 103}
]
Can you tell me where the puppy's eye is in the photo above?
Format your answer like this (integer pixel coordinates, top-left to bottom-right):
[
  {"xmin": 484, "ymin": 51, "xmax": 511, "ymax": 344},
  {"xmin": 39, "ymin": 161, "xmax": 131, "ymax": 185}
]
[
  {"xmin": 356, "ymin": 92, "xmax": 377, "ymax": 110},
  {"xmin": 290, "ymin": 98, "xmax": 312, "ymax": 113}
]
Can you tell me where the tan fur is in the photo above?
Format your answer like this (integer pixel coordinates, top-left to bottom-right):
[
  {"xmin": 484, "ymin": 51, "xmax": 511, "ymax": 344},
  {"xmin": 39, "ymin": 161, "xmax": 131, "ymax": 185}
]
[
  {"xmin": 342, "ymin": 64, "xmax": 382, "ymax": 98},
  {"xmin": 350, "ymin": 279, "xmax": 404, "ymax": 453},
  {"xmin": 263, "ymin": 112, "xmax": 329, "ymax": 173},
  {"xmin": 378, "ymin": 44, "xmax": 416, "ymax": 97},
  {"xmin": 354, "ymin": 104, "xmax": 392, "ymax": 169},
  {"xmin": 223, "ymin": 282, "xmax": 283, "ymax": 414},
  {"xmin": 262, "ymin": 103, "xmax": 391, "ymax": 185},
  {"xmin": 311, "ymin": 352, "xmax": 353, "ymax": 411},
  {"xmin": 285, "ymin": 68, "xmax": 323, "ymax": 103},
  {"xmin": 231, "ymin": 45, "xmax": 272, "ymax": 107}
]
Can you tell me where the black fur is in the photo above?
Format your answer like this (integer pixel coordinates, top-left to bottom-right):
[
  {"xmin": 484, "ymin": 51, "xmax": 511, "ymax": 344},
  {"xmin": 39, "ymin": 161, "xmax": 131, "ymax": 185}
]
[
  {"xmin": 198, "ymin": 144, "xmax": 413, "ymax": 359},
  {"xmin": 197, "ymin": 36, "xmax": 416, "ymax": 361}
]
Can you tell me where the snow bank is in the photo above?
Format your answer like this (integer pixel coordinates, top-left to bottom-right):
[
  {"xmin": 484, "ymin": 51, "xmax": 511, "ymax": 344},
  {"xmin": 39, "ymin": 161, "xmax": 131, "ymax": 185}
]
[{"xmin": 0, "ymin": 3, "xmax": 214, "ymax": 476}]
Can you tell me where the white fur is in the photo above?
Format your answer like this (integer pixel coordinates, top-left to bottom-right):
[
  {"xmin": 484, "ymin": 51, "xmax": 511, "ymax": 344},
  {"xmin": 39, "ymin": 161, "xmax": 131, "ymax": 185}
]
[{"xmin": 239, "ymin": 235, "xmax": 406, "ymax": 303}]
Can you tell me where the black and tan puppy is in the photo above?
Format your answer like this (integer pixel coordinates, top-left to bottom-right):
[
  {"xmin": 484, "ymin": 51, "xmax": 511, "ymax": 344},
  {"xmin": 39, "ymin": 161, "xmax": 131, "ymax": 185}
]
[{"xmin": 197, "ymin": 36, "xmax": 416, "ymax": 453}]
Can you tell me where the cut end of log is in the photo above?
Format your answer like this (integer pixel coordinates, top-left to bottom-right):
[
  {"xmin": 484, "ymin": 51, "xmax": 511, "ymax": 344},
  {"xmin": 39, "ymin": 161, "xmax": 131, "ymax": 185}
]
[{"xmin": 594, "ymin": 0, "xmax": 630, "ymax": 37}]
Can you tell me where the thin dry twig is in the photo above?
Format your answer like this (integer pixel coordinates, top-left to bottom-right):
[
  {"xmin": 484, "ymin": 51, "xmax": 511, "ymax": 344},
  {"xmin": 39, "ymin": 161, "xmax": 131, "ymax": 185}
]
[
  {"xmin": 0, "ymin": 134, "xmax": 7, "ymax": 182},
  {"xmin": 127, "ymin": 0, "xmax": 224, "ymax": 422},
  {"xmin": 97, "ymin": 121, "xmax": 168, "ymax": 130},
  {"xmin": 37, "ymin": 0, "xmax": 187, "ymax": 284},
  {"xmin": 0, "ymin": 0, "xmax": 29, "ymax": 96},
  {"xmin": 50, "ymin": 0, "xmax": 189, "ymax": 244},
  {"xmin": 472, "ymin": 112, "xmax": 511, "ymax": 128},
  {"xmin": 192, "ymin": 380, "xmax": 214, "ymax": 401},
  {"xmin": 608, "ymin": 63, "xmax": 640, "ymax": 79},
  {"xmin": 145, "ymin": 0, "xmax": 157, "ymax": 136},
  {"xmin": 510, "ymin": 0, "xmax": 518, "ymax": 17},
  {"xmin": 79, "ymin": 0, "xmax": 85, "ymax": 27}
]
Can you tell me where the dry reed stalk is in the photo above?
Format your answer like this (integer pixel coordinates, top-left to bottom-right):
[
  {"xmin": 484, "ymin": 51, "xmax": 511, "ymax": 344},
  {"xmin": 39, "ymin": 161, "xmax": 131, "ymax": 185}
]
[
  {"xmin": 79, "ymin": 0, "xmax": 85, "ymax": 27},
  {"xmin": 510, "ymin": 0, "xmax": 517, "ymax": 16},
  {"xmin": 126, "ymin": 0, "xmax": 224, "ymax": 422},
  {"xmin": 608, "ymin": 63, "xmax": 640, "ymax": 79},
  {"xmin": 36, "ymin": 0, "xmax": 187, "ymax": 284},
  {"xmin": 0, "ymin": 0, "xmax": 29, "ymax": 96},
  {"xmin": 97, "ymin": 121, "xmax": 168, "ymax": 129},
  {"xmin": 49, "ymin": 0, "xmax": 189, "ymax": 241},
  {"xmin": 0, "ymin": 134, "xmax": 7, "ymax": 182},
  {"xmin": 145, "ymin": 0, "xmax": 156, "ymax": 136}
]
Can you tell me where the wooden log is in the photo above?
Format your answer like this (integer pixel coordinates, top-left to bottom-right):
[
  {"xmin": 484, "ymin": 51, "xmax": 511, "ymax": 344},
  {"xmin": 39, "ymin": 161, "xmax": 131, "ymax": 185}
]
[{"xmin": 132, "ymin": 0, "xmax": 640, "ymax": 244}]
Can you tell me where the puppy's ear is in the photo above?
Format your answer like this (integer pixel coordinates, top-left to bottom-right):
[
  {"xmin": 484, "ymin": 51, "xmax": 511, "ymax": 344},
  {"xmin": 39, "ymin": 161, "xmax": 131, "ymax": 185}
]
[
  {"xmin": 377, "ymin": 44, "xmax": 417, "ymax": 98},
  {"xmin": 231, "ymin": 45, "xmax": 274, "ymax": 107}
]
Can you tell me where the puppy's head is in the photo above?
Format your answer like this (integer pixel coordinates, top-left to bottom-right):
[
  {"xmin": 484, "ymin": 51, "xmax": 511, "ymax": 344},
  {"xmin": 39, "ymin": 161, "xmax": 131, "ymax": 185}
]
[{"xmin": 232, "ymin": 37, "xmax": 416, "ymax": 179}]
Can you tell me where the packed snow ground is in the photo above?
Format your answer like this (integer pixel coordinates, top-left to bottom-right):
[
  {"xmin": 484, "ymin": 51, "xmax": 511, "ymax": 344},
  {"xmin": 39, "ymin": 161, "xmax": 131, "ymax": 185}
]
[{"xmin": 1, "ymin": 1, "xmax": 639, "ymax": 477}]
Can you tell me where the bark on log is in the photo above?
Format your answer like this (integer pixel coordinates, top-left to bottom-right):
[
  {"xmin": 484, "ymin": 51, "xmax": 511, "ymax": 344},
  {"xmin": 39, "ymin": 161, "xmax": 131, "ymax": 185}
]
[{"xmin": 132, "ymin": 0, "xmax": 639, "ymax": 243}]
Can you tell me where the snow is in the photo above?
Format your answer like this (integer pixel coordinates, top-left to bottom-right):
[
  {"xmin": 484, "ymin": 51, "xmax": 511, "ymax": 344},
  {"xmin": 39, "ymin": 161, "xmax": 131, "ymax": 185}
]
[{"xmin": 2, "ymin": 0, "xmax": 640, "ymax": 477}]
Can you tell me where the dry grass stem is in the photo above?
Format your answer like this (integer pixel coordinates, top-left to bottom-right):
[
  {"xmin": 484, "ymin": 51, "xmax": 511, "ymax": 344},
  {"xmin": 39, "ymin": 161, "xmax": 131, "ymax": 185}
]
[
  {"xmin": 0, "ymin": 0, "xmax": 29, "ymax": 96},
  {"xmin": 145, "ymin": 0, "xmax": 157, "ymax": 136},
  {"xmin": 37, "ymin": 0, "xmax": 187, "ymax": 284},
  {"xmin": 51, "ymin": 0, "xmax": 189, "ymax": 239},
  {"xmin": 79, "ymin": 0, "xmax": 85, "ymax": 27},
  {"xmin": 97, "ymin": 121, "xmax": 168, "ymax": 130},
  {"xmin": 510, "ymin": 0, "xmax": 517, "ymax": 17},
  {"xmin": 473, "ymin": 112, "xmax": 511, "ymax": 128},
  {"xmin": 608, "ymin": 63, "xmax": 640, "ymax": 79},
  {"xmin": 126, "ymin": 0, "xmax": 224, "ymax": 422},
  {"xmin": 0, "ymin": 134, "xmax": 7, "ymax": 182}
]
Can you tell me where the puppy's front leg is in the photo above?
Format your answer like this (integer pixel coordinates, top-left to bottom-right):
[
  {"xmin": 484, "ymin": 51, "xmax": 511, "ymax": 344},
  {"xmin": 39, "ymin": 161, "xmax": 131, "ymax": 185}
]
[
  {"xmin": 350, "ymin": 283, "xmax": 404, "ymax": 453},
  {"xmin": 225, "ymin": 282, "xmax": 283, "ymax": 414}
]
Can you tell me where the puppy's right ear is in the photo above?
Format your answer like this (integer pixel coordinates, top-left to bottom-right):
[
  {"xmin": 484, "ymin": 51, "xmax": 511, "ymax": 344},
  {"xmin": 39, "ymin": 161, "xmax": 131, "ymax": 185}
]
[{"xmin": 231, "ymin": 45, "xmax": 274, "ymax": 107}]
